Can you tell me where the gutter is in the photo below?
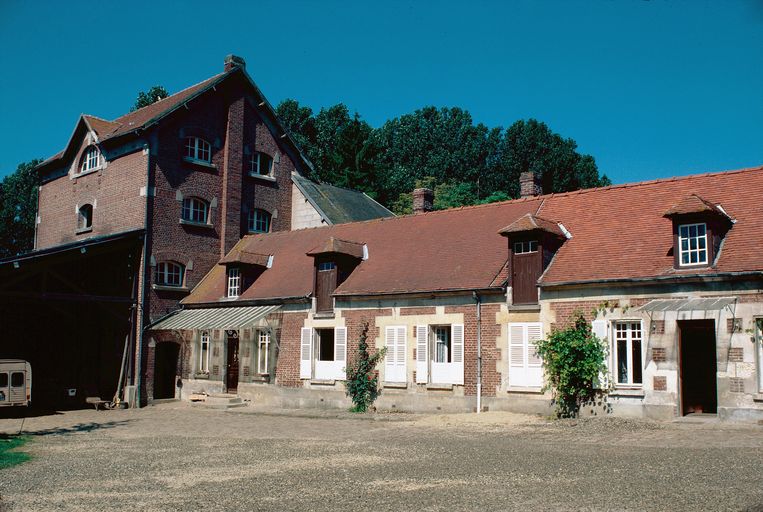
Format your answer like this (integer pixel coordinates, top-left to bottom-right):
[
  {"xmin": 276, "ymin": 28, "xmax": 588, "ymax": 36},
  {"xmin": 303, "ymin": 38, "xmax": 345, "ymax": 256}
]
[
  {"xmin": 334, "ymin": 287, "xmax": 504, "ymax": 300},
  {"xmin": 134, "ymin": 142, "xmax": 152, "ymax": 408},
  {"xmin": 540, "ymin": 271, "xmax": 763, "ymax": 289}
]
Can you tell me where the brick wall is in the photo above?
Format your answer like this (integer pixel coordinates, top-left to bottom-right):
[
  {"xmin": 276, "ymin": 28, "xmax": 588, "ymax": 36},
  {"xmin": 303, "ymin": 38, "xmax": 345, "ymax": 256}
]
[
  {"xmin": 549, "ymin": 300, "xmax": 603, "ymax": 329},
  {"xmin": 274, "ymin": 311, "xmax": 308, "ymax": 387},
  {"xmin": 445, "ymin": 304, "xmax": 501, "ymax": 397}
]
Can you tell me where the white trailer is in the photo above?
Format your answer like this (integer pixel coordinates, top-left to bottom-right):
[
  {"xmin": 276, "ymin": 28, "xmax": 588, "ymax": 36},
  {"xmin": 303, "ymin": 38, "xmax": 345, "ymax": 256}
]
[{"xmin": 0, "ymin": 360, "xmax": 31, "ymax": 407}]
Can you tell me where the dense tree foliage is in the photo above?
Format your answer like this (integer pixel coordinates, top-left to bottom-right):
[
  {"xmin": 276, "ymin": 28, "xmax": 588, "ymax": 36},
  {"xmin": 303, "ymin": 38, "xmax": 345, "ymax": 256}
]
[
  {"xmin": 276, "ymin": 100, "xmax": 610, "ymax": 213},
  {"xmin": 131, "ymin": 85, "xmax": 170, "ymax": 111},
  {"xmin": 0, "ymin": 159, "xmax": 42, "ymax": 258}
]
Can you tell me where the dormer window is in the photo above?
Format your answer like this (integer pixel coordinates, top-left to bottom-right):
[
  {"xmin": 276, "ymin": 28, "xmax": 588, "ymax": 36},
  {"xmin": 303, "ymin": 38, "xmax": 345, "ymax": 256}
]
[
  {"xmin": 307, "ymin": 237, "xmax": 365, "ymax": 315},
  {"xmin": 227, "ymin": 267, "xmax": 241, "ymax": 298},
  {"xmin": 155, "ymin": 261, "xmax": 185, "ymax": 287},
  {"xmin": 513, "ymin": 240, "xmax": 538, "ymax": 254},
  {"xmin": 184, "ymin": 136, "xmax": 211, "ymax": 163},
  {"xmin": 181, "ymin": 197, "xmax": 209, "ymax": 224},
  {"xmin": 678, "ymin": 223, "xmax": 708, "ymax": 266},
  {"xmin": 80, "ymin": 146, "xmax": 101, "ymax": 173},
  {"xmin": 248, "ymin": 209, "xmax": 271, "ymax": 233},
  {"xmin": 249, "ymin": 152, "xmax": 273, "ymax": 176},
  {"xmin": 77, "ymin": 204, "xmax": 93, "ymax": 232}
]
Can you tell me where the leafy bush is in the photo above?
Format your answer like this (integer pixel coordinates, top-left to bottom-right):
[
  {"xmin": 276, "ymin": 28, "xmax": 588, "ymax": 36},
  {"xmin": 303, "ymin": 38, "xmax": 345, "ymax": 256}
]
[
  {"xmin": 344, "ymin": 323, "xmax": 386, "ymax": 412},
  {"xmin": 536, "ymin": 313, "xmax": 610, "ymax": 418}
]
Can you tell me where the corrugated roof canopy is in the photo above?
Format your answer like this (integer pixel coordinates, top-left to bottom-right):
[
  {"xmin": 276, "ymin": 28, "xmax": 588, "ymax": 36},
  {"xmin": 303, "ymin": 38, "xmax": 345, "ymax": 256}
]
[
  {"xmin": 637, "ymin": 297, "xmax": 736, "ymax": 312},
  {"xmin": 149, "ymin": 305, "xmax": 280, "ymax": 330}
]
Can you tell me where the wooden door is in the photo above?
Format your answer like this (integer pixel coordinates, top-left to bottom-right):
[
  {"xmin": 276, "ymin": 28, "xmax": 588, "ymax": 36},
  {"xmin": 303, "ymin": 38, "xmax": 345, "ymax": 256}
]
[
  {"xmin": 154, "ymin": 342, "xmax": 179, "ymax": 399},
  {"xmin": 315, "ymin": 264, "xmax": 337, "ymax": 312},
  {"xmin": 226, "ymin": 337, "xmax": 239, "ymax": 393},
  {"xmin": 678, "ymin": 320, "xmax": 717, "ymax": 415},
  {"xmin": 512, "ymin": 245, "xmax": 542, "ymax": 305}
]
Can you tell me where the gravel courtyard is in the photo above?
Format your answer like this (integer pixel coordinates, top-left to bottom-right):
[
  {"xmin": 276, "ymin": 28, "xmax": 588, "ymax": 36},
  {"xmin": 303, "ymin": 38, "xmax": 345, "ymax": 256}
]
[{"xmin": 1, "ymin": 402, "xmax": 762, "ymax": 512}]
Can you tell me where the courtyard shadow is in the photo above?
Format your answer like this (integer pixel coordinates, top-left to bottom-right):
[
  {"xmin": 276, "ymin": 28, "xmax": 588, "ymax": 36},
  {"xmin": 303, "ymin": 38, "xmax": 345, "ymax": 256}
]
[{"xmin": 21, "ymin": 420, "xmax": 131, "ymax": 437}]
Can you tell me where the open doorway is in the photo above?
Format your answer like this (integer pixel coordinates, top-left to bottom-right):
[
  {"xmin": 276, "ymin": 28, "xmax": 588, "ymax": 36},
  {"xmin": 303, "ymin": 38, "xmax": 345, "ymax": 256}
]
[
  {"xmin": 678, "ymin": 320, "xmax": 717, "ymax": 415},
  {"xmin": 154, "ymin": 342, "xmax": 179, "ymax": 399}
]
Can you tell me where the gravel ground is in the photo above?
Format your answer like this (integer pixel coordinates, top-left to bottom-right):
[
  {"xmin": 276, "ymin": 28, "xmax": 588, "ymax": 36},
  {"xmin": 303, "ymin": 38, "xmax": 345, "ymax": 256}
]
[{"xmin": 1, "ymin": 402, "xmax": 762, "ymax": 511}]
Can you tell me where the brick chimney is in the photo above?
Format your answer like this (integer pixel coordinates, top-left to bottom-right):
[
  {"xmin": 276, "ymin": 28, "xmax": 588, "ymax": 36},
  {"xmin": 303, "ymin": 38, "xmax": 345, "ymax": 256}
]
[
  {"xmin": 224, "ymin": 54, "xmax": 246, "ymax": 72},
  {"xmin": 519, "ymin": 171, "xmax": 542, "ymax": 198},
  {"xmin": 412, "ymin": 188, "xmax": 434, "ymax": 214}
]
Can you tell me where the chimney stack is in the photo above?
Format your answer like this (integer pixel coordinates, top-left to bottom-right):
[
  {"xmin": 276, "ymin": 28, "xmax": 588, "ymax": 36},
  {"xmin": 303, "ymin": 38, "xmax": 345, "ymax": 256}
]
[
  {"xmin": 224, "ymin": 54, "xmax": 246, "ymax": 72},
  {"xmin": 519, "ymin": 171, "xmax": 542, "ymax": 198},
  {"xmin": 412, "ymin": 188, "xmax": 434, "ymax": 214}
]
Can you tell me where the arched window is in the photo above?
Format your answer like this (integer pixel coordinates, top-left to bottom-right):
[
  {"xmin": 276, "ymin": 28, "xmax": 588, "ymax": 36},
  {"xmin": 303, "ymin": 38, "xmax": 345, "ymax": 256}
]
[
  {"xmin": 80, "ymin": 146, "xmax": 101, "ymax": 173},
  {"xmin": 248, "ymin": 209, "xmax": 271, "ymax": 233},
  {"xmin": 155, "ymin": 261, "xmax": 185, "ymax": 287},
  {"xmin": 199, "ymin": 331, "xmax": 210, "ymax": 374},
  {"xmin": 249, "ymin": 151, "xmax": 273, "ymax": 176},
  {"xmin": 77, "ymin": 204, "xmax": 93, "ymax": 231},
  {"xmin": 184, "ymin": 136, "xmax": 211, "ymax": 163},
  {"xmin": 181, "ymin": 197, "xmax": 209, "ymax": 224}
]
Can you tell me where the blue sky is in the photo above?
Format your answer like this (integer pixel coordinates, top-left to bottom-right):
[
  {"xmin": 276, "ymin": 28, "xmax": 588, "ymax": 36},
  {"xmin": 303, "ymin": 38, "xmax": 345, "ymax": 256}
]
[{"xmin": 1, "ymin": 0, "xmax": 761, "ymax": 183}]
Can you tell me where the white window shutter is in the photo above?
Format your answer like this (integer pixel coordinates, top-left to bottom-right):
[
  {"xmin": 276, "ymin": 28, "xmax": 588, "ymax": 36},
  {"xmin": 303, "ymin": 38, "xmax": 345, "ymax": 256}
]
[
  {"xmin": 508, "ymin": 322, "xmax": 543, "ymax": 388},
  {"xmin": 416, "ymin": 325, "xmax": 428, "ymax": 383},
  {"xmin": 451, "ymin": 324, "xmax": 464, "ymax": 385},
  {"xmin": 591, "ymin": 319, "xmax": 609, "ymax": 388},
  {"xmin": 526, "ymin": 323, "xmax": 542, "ymax": 367},
  {"xmin": 334, "ymin": 326, "xmax": 347, "ymax": 380},
  {"xmin": 396, "ymin": 326, "xmax": 407, "ymax": 367},
  {"xmin": 300, "ymin": 327, "xmax": 312, "ymax": 379},
  {"xmin": 509, "ymin": 324, "xmax": 525, "ymax": 369},
  {"xmin": 386, "ymin": 326, "xmax": 407, "ymax": 383}
]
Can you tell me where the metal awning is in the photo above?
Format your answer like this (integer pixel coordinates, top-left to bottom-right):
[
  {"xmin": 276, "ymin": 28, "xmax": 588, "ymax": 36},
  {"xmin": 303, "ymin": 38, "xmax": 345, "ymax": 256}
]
[
  {"xmin": 637, "ymin": 297, "xmax": 736, "ymax": 313},
  {"xmin": 149, "ymin": 305, "xmax": 281, "ymax": 331}
]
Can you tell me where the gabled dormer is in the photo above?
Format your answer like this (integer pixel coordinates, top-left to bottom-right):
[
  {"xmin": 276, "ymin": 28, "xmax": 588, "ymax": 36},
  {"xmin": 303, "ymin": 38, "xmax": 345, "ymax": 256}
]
[
  {"xmin": 663, "ymin": 194, "xmax": 734, "ymax": 269},
  {"xmin": 218, "ymin": 248, "xmax": 272, "ymax": 299},
  {"xmin": 498, "ymin": 213, "xmax": 568, "ymax": 305},
  {"xmin": 306, "ymin": 237, "xmax": 366, "ymax": 316}
]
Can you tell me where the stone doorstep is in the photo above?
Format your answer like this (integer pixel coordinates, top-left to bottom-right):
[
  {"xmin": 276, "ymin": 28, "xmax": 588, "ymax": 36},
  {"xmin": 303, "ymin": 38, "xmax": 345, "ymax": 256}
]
[{"xmin": 195, "ymin": 393, "xmax": 249, "ymax": 410}]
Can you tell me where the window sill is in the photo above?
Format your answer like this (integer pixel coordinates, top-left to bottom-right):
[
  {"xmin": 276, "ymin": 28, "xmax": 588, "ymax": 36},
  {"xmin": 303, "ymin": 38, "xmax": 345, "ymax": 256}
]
[
  {"xmin": 179, "ymin": 219, "xmax": 215, "ymax": 229},
  {"xmin": 252, "ymin": 374, "xmax": 270, "ymax": 383},
  {"xmin": 507, "ymin": 386, "xmax": 544, "ymax": 394},
  {"xmin": 247, "ymin": 173, "xmax": 277, "ymax": 183},
  {"xmin": 72, "ymin": 166, "xmax": 103, "ymax": 179},
  {"xmin": 183, "ymin": 157, "xmax": 217, "ymax": 170},
  {"xmin": 152, "ymin": 284, "xmax": 190, "ymax": 293},
  {"xmin": 75, "ymin": 227, "xmax": 93, "ymax": 235},
  {"xmin": 314, "ymin": 311, "xmax": 335, "ymax": 319},
  {"xmin": 194, "ymin": 373, "xmax": 210, "ymax": 380},
  {"xmin": 310, "ymin": 379, "xmax": 336, "ymax": 386},
  {"xmin": 426, "ymin": 383, "xmax": 454, "ymax": 391},
  {"xmin": 752, "ymin": 394, "xmax": 763, "ymax": 403},
  {"xmin": 611, "ymin": 388, "xmax": 645, "ymax": 399},
  {"xmin": 508, "ymin": 304, "xmax": 540, "ymax": 311},
  {"xmin": 383, "ymin": 382, "xmax": 408, "ymax": 389}
]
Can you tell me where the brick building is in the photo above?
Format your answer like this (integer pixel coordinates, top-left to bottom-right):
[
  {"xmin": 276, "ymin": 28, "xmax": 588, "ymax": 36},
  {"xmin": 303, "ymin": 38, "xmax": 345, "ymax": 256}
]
[
  {"xmin": 0, "ymin": 55, "xmax": 391, "ymax": 407},
  {"xmin": 154, "ymin": 166, "xmax": 763, "ymax": 422}
]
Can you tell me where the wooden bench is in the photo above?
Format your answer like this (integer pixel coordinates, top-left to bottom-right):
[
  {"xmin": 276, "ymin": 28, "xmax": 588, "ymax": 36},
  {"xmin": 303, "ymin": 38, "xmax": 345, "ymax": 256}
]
[{"xmin": 85, "ymin": 397, "xmax": 112, "ymax": 411}]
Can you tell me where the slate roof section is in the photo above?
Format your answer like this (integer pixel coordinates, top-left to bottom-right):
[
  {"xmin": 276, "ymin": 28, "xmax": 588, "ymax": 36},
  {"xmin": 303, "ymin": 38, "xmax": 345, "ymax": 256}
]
[
  {"xmin": 183, "ymin": 165, "xmax": 763, "ymax": 305},
  {"xmin": 292, "ymin": 174, "xmax": 393, "ymax": 225}
]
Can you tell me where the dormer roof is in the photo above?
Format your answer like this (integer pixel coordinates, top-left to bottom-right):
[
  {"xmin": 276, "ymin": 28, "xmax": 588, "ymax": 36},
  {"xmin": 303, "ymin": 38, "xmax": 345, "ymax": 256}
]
[
  {"xmin": 498, "ymin": 213, "xmax": 564, "ymax": 237},
  {"xmin": 218, "ymin": 248, "xmax": 271, "ymax": 267},
  {"xmin": 306, "ymin": 237, "xmax": 365, "ymax": 259},
  {"xmin": 663, "ymin": 193, "xmax": 726, "ymax": 217}
]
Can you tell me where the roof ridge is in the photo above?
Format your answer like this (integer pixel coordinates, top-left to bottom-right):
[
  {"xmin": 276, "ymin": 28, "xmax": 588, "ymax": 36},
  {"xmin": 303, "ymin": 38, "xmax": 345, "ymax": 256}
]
[{"xmin": 82, "ymin": 114, "xmax": 116, "ymax": 123}]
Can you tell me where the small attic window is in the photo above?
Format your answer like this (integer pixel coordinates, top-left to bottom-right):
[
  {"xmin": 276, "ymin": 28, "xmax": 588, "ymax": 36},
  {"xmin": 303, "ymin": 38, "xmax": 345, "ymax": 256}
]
[
  {"xmin": 184, "ymin": 136, "xmax": 211, "ymax": 163},
  {"xmin": 664, "ymin": 194, "xmax": 732, "ymax": 270},
  {"xmin": 248, "ymin": 209, "xmax": 271, "ymax": 233},
  {"xmin": 249, "ymin": 152, "xmax": 273, "ymax": 177},
  {"xmin": 678, "ymin": 223, "xmax": 708, "ymax": 266},
  {"xmin": 80, "ymin": 146, "xmax": 101, "ymax": 173}
]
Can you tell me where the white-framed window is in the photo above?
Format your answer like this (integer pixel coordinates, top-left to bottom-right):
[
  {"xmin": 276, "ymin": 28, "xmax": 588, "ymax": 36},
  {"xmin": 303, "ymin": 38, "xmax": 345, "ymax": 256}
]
[
  {"xmin": 199, "ymin": 331, "xmax": 210, "ymax": 374},
  {"xmin": 227, "ymin": 267, "xmax": 241, "ymax": 298},
  {"xmin": 756, "ymin": 318, "xmax": 763, "ymax": 393},
  {"xmin": 300, "ymin": 326, "xmax": 347, "ymax": 381},
  {"xmin": 155, "ymin": 261, "xmax": 184, "ymax": 287},
  {"xmin": 508, "ymin": 322, "xmax": 543, "ymax": 388},
  {"xmin": 614, "ymin": 321, "xmax": 643, "ymax": 387},
  {"xmin": 184, "ymin": 136, "xmax": 212, "ymax": 163},
  {"xmin": 80, "ymin": 146, "xmax": 101, "ymax": 173},
  {"xmin": 678, "ymin": 223, "xmax": 708, "ymax": 266},
  {"xmin": 77, "ymin": 204, "xmax": 93, "ymax": 231},
  {"xmin": 257, "ymin": 330, "xmax": 270, "ymax": 374},
  {"xmin": 318, "ymin": 261, "xmax": 336, "ymax": 271},
  {"xmin": 249, "ymin": 152, "xmax": 273, "ymax": 176},
  {"xmin": 248, "ymin": 209, "xmax": 271, "ymax": 233},
  {"xmin": 415, "ymin": 324, "xmax": 464, "ymax": 385},
  {"xmin": 513, "ymin": 240, "xmax": 538, "ymax": 254},
  {"xmin": 181, "ymin": 197, "xmax": 209, "ymax": 224}
]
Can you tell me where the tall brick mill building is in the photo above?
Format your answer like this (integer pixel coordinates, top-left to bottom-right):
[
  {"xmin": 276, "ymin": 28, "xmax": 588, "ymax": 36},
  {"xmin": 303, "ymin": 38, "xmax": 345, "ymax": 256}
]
[{"xmin": 0, "ymin": 55, "xmax": 391, "ymax": 407}]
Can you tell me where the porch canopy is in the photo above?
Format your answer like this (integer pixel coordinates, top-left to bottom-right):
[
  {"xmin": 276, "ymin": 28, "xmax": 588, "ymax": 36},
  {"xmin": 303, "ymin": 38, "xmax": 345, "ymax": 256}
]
[
  {"xmin": 149, "ymin": 305, "xmax": 281, "ymax": 331},
  {"xmin": 637, "ymin": 297, "xmax": 736, "ymax": 313}
]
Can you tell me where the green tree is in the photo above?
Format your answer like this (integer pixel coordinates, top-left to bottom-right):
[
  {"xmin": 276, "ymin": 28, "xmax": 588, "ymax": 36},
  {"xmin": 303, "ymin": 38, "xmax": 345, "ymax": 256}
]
[
  {"xmin": 131, "ymin": 85, "xmax": 169, "ymax": 111},
  {"xmin": 275, "ymin": 99, "xmax": 317, "ymax": 162},
  {"xmin": 344, "ymin": 322, "xmax": 386, "ymax": 412},
  {"xmin": 535, "ymin": 313, "xmax": 610, "ymax": 418},
  {"xmin": 0, "ymin": 159, "xmax": 42, "ymax": 258}
]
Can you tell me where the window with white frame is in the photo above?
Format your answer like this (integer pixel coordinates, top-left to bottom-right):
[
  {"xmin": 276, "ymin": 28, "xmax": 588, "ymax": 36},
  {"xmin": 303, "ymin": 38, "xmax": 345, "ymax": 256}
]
[
  {"xmin": 508, "ymin": 322, "xmax": 543, "ymax": 388},
  {"xmin": 248, "ymin": 209, "xmax": 271, "ymax": 233},
  {"xmin": 184, "ymin": 136, "xmax": 212, "ymax": 163},
  {"xmin": 434, "ymin": 326, "xmax": 451, "ymax": 363},
  {"xmin": 199, "ymin": 331, "xmax": 210, "ymax": 374},
  {"xmin": 678, "ymin": 223, "xmax": 708, "ymax": 266},
  {"xmin": 756, "ymin": 318, "xmax": 763, "ymax": 393},
  {"xmin": 155, "ymin": 261, "xmax": 184, "ymax": 287},
  {"xmin": 415, "ymin": 324, "xmax": 464, "ymax": 385},
  {"xmin": 77, "ymin": 204, "xmax": 93, "ymax": 231},
  {"xmin": 80, "ymin": 146, "xmax": 101, "ymax": 173},
  {"xmin": 614, "ymin": 321, "xmax": 643, "ymax": 386},
  {"xmin": 249, "ymin": 152, "xmax": 273, "ymax": 176},
  {"xmin": 300, "ymin": 327, "xmax": 347, "ymax": 381},
  {"xmin": 257, "ymin": 330, "xmax": 270, "ymax": 374},
  {"xmin": 513, "ymin": 240, "xmax": 538, "ymax": 254},
  {"xmin": 227, "ymin": 267, "xmax": 241, "ymax": 298},
  {"xmin": 181, "ymin": 197, "xmax": 209, "ymax": 224}
]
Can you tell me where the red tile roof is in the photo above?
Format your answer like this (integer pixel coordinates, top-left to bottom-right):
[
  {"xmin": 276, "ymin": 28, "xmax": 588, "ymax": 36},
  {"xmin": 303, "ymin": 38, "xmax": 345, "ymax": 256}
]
[{"xmin": 184, "ymin": 165, "xmax": 763, "ymax": 304}]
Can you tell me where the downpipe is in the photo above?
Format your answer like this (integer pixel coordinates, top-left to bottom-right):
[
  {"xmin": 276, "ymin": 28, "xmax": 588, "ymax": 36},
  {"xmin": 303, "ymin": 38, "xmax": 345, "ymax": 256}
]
[{"xmin": 473, "ymin": 291, "xmax": 482, "ymax": 414}]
